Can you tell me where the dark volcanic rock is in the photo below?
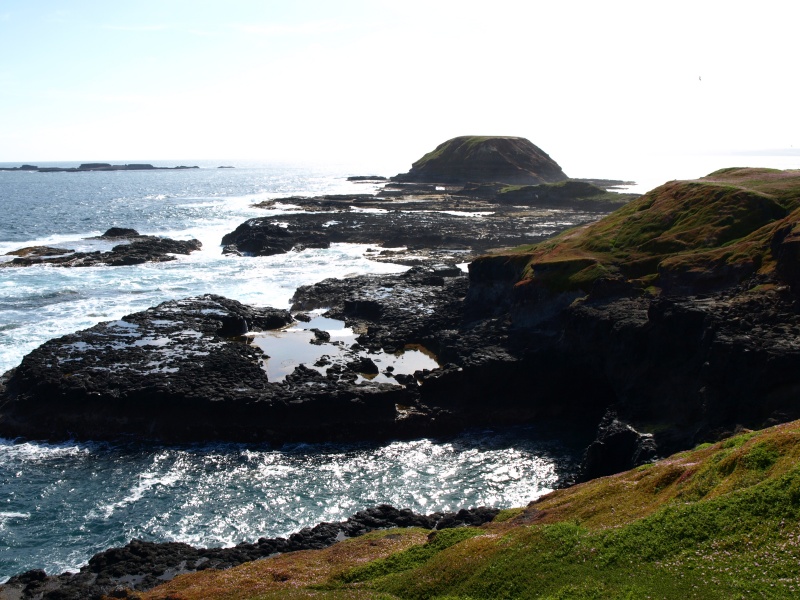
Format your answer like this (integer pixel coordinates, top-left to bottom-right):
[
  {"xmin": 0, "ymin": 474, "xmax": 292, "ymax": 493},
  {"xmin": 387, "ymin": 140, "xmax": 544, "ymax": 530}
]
[
  {"xmin": 98, "ymin": 227, "xmax": 141, "ymax": 238},
  {"xmin": 0, "ymin": 505, "xmax": 498, "ymax": 599},
  {"xmin": 392, "ymin": 136, "xmax": 569, "ymax": 185},
  {"xmin": 581, "ymin": 416, "xmax": 657, "ymax": 480},
  {"xmin": 220, "ymin": 220, "xmax": 331, "ymax": 256},
  {"xmin": 220, "ymin": 206, "xmax": 604, "ymax": 260},
  {"xmin": 347, "ymin": 175, "xmax": 388, "ymax": 181},
  {"xmin": 2, "ymin": 235, "xmax": 202, "ymax": 268},
  {"xmin": 4, "ymin": 246, "xmax": 72, "ymax": 258},
  {"xmin": 0, "ymin": 295, "xmax": 421, "ymax": 443}
]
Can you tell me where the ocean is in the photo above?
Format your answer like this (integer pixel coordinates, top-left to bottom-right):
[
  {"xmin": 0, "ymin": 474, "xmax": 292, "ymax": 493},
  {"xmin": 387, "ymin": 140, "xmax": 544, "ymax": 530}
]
[{"xmin": 1, "ymin": 153, "xmax": 797, "ymax": 581}]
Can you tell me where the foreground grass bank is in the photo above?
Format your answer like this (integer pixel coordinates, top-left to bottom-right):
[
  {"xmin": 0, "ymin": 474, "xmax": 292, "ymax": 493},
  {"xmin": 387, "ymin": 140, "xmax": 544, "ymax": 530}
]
[{"xmin": 137, "ymin": 420, "xmax": 800, "ymax": 599}]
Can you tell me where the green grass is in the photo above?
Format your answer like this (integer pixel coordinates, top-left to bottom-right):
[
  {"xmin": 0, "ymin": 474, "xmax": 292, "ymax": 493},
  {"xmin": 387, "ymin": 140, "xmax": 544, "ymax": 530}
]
[
  {"xmin": 412, "ymin": 136, "xmax": 509, "ymax": 169},
  {"xmin": 337, "ymin": 527, "xmax": 483, "ymax": 583},
  {"xmin": 359, "ymin": 423, "xmax": 800, "ymax": 599}
]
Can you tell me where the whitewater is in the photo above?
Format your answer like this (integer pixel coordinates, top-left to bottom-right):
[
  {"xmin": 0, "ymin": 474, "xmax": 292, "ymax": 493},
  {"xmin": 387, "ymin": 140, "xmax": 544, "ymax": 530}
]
[
  {"xmin": 2, "ymin": 153, "xmax": 797, "ymax": 581},
  {"xmin": 0, "ymin": 160, "xmax": 585, "ymax": 581}
]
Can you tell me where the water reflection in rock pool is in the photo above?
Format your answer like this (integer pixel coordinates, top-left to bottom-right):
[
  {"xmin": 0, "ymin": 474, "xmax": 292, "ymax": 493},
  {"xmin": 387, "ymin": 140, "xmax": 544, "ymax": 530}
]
[{"xmin": 249, "ymin": 314, "xmax": 440, "ymax": 384}]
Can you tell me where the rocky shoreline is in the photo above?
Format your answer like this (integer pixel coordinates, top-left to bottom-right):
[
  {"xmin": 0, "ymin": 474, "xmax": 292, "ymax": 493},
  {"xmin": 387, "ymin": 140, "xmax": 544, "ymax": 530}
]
[
  {"xmin": 3, "ymin": 139, "xmax": 800, "ymax": 596},
  {"xmin": 221, "ymin": 181, "xmax": 636, "ymax": 265},
  {"xmin": 1, "ymin": 505, "xmax": 499, "ymax": 600}
]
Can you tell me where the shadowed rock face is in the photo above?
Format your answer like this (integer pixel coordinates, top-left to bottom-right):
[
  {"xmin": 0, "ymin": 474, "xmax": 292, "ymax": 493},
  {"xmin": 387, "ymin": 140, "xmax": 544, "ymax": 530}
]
[{"xmin": 392, "ymin": 136, "xmax": 569, "ymax": 185}]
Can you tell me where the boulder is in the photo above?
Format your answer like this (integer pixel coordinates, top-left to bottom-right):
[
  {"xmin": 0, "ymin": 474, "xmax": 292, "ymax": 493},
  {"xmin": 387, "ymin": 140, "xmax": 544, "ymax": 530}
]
[{"xmin": 100, "ymin": 227, "xmax": 140, "ymax": 238}]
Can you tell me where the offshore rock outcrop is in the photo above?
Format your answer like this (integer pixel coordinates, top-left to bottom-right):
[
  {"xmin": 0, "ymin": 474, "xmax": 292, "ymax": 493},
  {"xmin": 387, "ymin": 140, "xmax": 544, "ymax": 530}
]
[
  {"xmin": 2, "ymin": 505, "xmax": 498, "ymax": 600},
  {"xmin": 392, "ymin": 136, "xmax": 569, "ymax": 185},
  {"xmin": 222, "ymin": 140, "xmax": 636, "ymax": 261},
  {"xmin": 2, "ymin": 228, "xmax": 201, "ymax": 268}
]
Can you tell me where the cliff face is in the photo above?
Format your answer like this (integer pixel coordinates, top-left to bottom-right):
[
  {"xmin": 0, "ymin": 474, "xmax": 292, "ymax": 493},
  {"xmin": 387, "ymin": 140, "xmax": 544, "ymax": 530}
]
[
  {"xmin": 466, "ymin": 168, "xmax": 800, "ymax": 477},
  {"xmin": 393, "ymin": 136, "xmax": 568, "ymax": 185}
]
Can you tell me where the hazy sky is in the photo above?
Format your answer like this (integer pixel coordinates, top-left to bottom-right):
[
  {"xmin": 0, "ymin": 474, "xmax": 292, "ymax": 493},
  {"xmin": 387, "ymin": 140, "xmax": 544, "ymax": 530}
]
[{"xmin": 0, "ymin": 0, "xmax": 797, "ymax": 177}]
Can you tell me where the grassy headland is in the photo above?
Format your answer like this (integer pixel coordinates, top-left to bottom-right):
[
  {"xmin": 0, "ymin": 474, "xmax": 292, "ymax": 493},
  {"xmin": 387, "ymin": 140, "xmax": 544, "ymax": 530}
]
[{"xmin": 476, "ymin": 168, "xmax": 800, "ymax": 297}]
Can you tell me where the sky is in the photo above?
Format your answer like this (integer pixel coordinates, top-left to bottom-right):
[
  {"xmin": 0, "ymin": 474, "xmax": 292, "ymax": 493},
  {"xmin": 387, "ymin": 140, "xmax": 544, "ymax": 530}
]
[{"xmin": 0, "ymin": 0, "xmax": 798, "ymax": 180}]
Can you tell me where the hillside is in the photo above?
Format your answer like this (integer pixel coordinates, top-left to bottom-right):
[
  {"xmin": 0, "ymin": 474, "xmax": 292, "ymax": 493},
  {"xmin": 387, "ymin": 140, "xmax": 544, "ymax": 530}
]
[
  {"xmin": 134, "ymin": 420, "xmax": 800, "ymax": 599},
  {"xmin": 469, "ymin": 167, "xmax": 800, "ymax": 299},
  {"xmin": 392, "ymin": 135, "xmax": 569, "ymax": 185}
]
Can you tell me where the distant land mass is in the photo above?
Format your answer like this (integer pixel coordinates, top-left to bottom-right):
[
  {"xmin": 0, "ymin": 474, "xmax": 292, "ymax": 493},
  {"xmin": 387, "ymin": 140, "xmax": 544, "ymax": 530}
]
[{"xmin": 0, "ymin": 163, "xmax": 199, "ymax": 172}]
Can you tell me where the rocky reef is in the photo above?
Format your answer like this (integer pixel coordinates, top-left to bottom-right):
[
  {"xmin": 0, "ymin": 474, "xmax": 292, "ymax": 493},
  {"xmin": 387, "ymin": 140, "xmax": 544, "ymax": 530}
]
[
  {"xmin": 4, "ymin": 164, "xmax": 800, "ymax": 596},
  {"xmin": 5, "ymin": 170, "xmax": 800, "ymax": 471},
  {"xmin": 220, "ymin": 135, "xmax": 635, "ymax": 262},
  {"xmin": 221, "ymin": 187, "xmax": 634, "ymax": 264},
  {"xmin": 391, "ymin": 136, "xmax": 569, "ymax": 185},
  {"xmin": 2, "ymin": 228, "xmax": 202, "ymax": 267}
]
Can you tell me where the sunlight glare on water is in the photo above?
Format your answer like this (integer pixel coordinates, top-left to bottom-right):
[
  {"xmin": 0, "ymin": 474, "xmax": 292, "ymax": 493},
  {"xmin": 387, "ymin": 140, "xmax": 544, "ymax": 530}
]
[{"xmin": 0, "ymin": 428, "xmax": 579, "ymax": 581}]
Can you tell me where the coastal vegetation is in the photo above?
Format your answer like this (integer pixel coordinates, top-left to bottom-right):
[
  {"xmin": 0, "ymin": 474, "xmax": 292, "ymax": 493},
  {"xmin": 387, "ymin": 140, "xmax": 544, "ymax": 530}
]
[
  {"xmin": 476, "ymin": 168, "xmax": 800, "ymax": 296},
  {"xmin": 138, "ymin": 420, "xmax": 800, "ymax": 599},
  {"xmin": 5, "ymin": 146, "xmax": 800, "ymax": 597},
  {"xmin": 123, "ymin": 166, "xmax": 800, "ymax": 599}
]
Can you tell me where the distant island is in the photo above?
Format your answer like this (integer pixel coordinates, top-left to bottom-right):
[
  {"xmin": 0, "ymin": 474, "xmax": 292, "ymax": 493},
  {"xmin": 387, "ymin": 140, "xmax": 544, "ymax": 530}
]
[{"xmin": 0, "ymin": 163, "xmax": 199, "ymax": 172}]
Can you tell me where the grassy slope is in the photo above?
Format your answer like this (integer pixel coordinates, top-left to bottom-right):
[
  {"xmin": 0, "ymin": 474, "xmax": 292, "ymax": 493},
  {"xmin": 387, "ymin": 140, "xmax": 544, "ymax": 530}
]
[
  {"xmin": 488, "ymin": 168, "xmax": 800, "ymax": 294},
  {"xmin": 411, "ymin": 136, "xmax": 519, "ymax": 169},
  {"xmin": 139, "ymin": 421, "xmax": 800, "ymax": 599}
]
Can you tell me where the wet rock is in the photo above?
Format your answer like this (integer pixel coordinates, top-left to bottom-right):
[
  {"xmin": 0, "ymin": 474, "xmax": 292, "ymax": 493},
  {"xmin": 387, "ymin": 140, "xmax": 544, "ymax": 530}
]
[
  {"xmin": 4, "ymin": 246, "xmax": 72, "ymax": 258},
  {"xmin": 220, "ymin": 221, "xmax": 330, "ymax": 256},
  {"xmin": 2, "ymin": 236, "xmax": 202, "ymax": 268},
  {"xmin": 220, "ymin": 202, "xmax": 607, "ymax": 262},
  {"xmin": 98, "ymin": 227, "xmax": 140, "ymax": 238},
  {"xmin": 0, "ymin": 295, "xmax": 419, "ymax": 443},
  {"xmin": 347, "ymin": 356, "xmax": 379, "ymax": 374},
  {"xmin": 309, "ymin": 328, "xmax": 331, "ymax": 343},
  {"xmin": 347, "ymin": 175, "xmax": 388, "ymax": 181}
]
